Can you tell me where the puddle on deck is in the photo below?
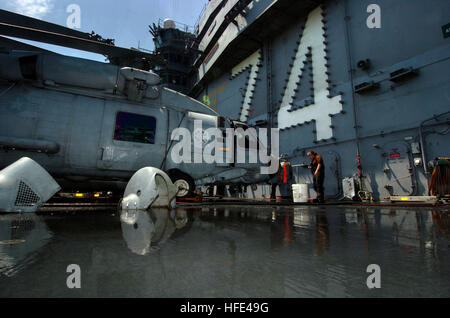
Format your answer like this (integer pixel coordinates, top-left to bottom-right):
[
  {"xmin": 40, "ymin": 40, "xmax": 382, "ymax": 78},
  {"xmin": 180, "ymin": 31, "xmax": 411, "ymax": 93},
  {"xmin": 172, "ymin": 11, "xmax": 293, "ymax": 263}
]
[{"xmin": 0, "ymin": 205, "xmax": 449, "ymax": 297}]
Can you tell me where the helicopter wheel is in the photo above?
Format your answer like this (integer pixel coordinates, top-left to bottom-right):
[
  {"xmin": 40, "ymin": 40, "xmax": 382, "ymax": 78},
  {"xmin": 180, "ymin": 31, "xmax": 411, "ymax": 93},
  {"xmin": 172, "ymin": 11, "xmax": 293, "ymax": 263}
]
[{"xmin": 168, "ymin": 171, "xmax": 195, "ymax": 198}]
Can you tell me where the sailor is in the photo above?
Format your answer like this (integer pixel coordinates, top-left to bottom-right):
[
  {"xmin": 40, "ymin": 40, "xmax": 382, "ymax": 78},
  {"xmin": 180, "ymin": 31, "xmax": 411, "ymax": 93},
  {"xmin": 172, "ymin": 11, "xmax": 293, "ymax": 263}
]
[
  {"xmin": 279, "ymin": 154, "xmax": 294, "ymax": 200},
  {"xmin": 270, "ymin": 154, "xmax": 293, "ymax": 201},
  {"xmin": 307, "ymin": 151, "xmax": 325, "ymax": 203},
  {"xmin": 269, "ymin": 168, "xmax": 279, "ymax": 201}
]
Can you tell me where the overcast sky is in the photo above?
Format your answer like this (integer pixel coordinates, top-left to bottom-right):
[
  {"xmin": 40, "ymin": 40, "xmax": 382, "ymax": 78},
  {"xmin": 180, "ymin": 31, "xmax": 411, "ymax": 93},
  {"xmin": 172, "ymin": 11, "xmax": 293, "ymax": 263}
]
[{"xmin": 0, "ymin": 0, "xmax": 209, "ymax": 61}]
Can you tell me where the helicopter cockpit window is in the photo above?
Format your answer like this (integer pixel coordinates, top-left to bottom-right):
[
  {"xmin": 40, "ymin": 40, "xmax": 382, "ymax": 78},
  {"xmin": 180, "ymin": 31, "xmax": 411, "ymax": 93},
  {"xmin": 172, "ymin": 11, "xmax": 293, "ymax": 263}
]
[{"xmin": 114, "ymin": 112, "xmax": 156, "ymax": 144}]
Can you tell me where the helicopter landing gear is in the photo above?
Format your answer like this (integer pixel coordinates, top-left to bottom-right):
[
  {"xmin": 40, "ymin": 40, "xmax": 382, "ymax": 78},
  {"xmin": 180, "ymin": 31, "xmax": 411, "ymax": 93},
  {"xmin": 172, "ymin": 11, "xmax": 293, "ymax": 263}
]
[{"xmin": 168, "ymin": 171, "xmax": 195, "ymax": 198}]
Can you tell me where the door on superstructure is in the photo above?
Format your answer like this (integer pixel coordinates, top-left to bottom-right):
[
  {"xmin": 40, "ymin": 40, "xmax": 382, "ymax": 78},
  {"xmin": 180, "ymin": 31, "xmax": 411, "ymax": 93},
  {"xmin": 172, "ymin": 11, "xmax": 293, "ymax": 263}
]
[
  {"xmin": 97, "ymin": 100, "xmax": 168, "ymax": 172},
  {"xmin": 382, "ymin": 141, "xmax": 415, "ymax": 197}
]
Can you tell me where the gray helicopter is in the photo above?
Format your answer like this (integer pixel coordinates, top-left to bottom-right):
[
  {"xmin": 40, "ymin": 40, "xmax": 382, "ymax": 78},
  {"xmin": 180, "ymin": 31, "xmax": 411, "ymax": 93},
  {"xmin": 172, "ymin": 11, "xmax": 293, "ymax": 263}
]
[{"xmin": 0, "ymin": 50, "xmax": 271, "ymax": 204}]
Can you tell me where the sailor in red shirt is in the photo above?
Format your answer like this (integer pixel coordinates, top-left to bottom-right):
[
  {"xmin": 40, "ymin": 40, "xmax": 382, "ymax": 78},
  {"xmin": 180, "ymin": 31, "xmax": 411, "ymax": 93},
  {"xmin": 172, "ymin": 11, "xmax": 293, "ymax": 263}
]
[
  {"xmin": 308, "ymin": 151, "xmax": 325, "ymax": 203},
  {"xmin": 279, "ymin": 154, "xmax": 293, "ymax": 200},
  {"xmin": 270, "ymin": 154, "xmax": 293, "ymax": 200}
]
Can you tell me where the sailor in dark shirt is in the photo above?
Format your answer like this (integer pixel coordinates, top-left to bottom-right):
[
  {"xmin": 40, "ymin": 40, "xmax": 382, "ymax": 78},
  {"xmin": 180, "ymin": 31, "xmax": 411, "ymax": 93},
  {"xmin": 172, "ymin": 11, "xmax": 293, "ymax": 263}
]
[{"xmin": 308, "ymin": 151, "xmax": 325, "ymax": 203}]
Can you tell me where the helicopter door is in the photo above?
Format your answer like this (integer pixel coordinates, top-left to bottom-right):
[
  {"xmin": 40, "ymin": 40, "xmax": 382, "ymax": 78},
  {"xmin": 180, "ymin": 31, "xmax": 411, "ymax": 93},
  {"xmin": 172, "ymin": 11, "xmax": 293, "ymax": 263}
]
[
  {"xmin": 66, "ymin": 96, "xmax": 105, "ymax": 169},
  {"xmin": 97, "ymin": 101, "xmax": 168, "ymax": 172}
]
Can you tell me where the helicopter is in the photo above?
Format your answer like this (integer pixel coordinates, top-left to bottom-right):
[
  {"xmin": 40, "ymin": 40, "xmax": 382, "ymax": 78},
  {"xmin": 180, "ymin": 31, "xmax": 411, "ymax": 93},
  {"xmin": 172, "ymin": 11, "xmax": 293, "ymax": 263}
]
[
  {"xmin": 0, "ymin": 9, "xmax": 278, "ymax": 214},
  {"xmin": 0, "ymin": 49, "xmax": 272, "ymax": 199}
]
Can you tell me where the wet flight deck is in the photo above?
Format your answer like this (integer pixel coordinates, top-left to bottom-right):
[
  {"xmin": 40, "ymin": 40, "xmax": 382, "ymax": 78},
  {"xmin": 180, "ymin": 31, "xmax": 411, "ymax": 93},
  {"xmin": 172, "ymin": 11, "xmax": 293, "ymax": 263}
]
[{"xmin": 0, "ymin": 204, "xmax": 449, "ymax": 298}]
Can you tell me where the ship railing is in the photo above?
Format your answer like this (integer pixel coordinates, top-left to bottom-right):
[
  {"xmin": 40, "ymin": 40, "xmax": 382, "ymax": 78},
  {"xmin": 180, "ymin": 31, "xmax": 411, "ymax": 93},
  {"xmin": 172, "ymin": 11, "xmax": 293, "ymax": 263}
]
[
  {"xmin": 194, "ymin": 2, "xmax": 208, "ymax": 35},
  {"xmin": 157, "ymin": 18, "xmax": 194, "ymax": 34}
]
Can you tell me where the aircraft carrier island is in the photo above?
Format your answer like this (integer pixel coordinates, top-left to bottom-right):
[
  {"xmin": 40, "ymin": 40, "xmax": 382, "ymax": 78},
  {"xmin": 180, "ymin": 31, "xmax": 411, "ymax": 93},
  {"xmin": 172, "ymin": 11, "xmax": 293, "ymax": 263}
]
[
  {"xmin": 0, "ymin": 0, "xmax": 449, "ymax": 301},
  {"xmin": 185, "ymin": 0, "xmax": 450, "ymax": 203}
]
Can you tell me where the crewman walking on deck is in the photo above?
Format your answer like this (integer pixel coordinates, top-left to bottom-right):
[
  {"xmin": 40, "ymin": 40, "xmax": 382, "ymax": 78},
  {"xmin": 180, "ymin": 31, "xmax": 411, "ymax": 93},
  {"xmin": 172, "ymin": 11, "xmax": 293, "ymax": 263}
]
[{"xmin": 308, "ymin": 151, "xmax": 325, "ymax": 203}]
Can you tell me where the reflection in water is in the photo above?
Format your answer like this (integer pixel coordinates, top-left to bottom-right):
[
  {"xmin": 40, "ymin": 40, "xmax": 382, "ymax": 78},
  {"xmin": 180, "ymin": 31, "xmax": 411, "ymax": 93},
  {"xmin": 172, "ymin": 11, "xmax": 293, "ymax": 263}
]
[
  {"xmin": 120, "ymin": 208, "xmax": 191, "ymax": 255},
  {"xmin": 0, "ymin": 214, "xmax": 53, "ymax": 277},
  {"xmin": 431, "ymin": 211, "xmax": 450, "ymax": 235},
  {"xmin": 314, "ymin": 210, "xmax": 329, "ymax": 256},
  {"xmin": 0, "ymin": 207, "xmax": 448, "ymax": 297}
]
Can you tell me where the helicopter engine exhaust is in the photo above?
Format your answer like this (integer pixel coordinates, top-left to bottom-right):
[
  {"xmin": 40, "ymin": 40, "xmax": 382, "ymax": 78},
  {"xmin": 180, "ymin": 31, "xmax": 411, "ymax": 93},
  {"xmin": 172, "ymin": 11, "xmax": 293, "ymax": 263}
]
[
  {"xmin": 0, "ymin": 157, "xmax": 61, "ymax": 213},
  {"xmin": 121, "ymin": 167, "xmax": 178, "ymax": 210}
]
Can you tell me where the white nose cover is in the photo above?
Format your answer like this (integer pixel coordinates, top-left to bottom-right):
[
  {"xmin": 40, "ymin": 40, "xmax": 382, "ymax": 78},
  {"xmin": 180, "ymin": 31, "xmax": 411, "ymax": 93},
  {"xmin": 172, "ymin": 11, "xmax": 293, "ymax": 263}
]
[{"xmin": 121, "ymin": 167, "xmax": 177, "ymax": 210}]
